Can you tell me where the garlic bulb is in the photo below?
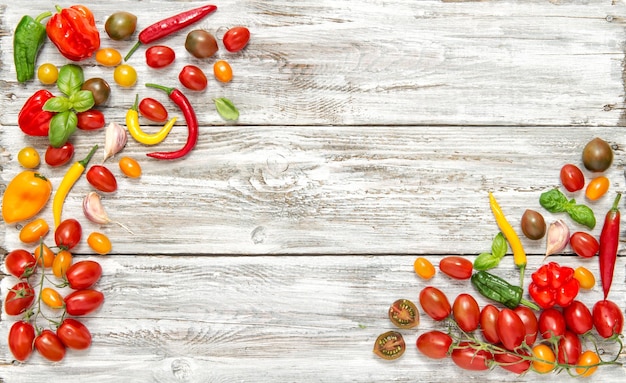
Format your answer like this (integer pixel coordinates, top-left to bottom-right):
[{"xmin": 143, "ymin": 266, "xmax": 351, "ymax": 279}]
[{"xmin": 103, "ymin": 122, "xmax": 127, "ymax": 162}]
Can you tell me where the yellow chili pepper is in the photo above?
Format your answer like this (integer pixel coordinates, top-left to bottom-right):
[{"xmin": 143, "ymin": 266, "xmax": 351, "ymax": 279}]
[
  {"xmin": 2, "ymin": 170, "xmax": 52, "ymax": 224},
  {"xmin": 488, "ymin": 192, "xmax": 527, "ymax": 285},
  {"xmin": 53, "ymin": 145, "xmax": 98, "ymax": 228},
  {"xmin": 126, "ymin": 94, "xmax": 177, "ymax": 145}
]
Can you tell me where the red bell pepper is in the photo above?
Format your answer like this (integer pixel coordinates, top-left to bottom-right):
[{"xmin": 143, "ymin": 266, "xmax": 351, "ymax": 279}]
[
  {"xmin": 528, "ymin": 262, "xmax": 580, "ymax": 309},
  {"xmin": 46, "ymin": 5, "xmax": 100, "ymax": 61},
  {"xmin": 18, "ymin": 89, "xmax": 56, "ymax": 136}
]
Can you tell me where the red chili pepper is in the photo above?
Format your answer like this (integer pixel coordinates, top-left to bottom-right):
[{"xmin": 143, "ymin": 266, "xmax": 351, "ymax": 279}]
[
  {"xmin": 528, "ymin": 262, "xmax": 579, "ymax": 309},
  {"xmin": 599, "ymin": 193, "xmax": 621, "ymax": 300},
  {"xmin": 144, "ymin": 83, "xmax": 198, "ymax": 160},
  {"xmin": 124, "ymin": 4, "xmax": 218, "ymax": 61},
  {"xmin": 18, "ymin": 89, "xmax": 56, "ymax": 136},
  {"xmin": 46, "ymin": 5, "xmax": 100, "ymax": 61}
]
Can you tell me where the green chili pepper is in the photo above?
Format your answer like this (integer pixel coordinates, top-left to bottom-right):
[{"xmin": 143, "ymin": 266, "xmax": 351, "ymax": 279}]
[
  {"xmin": 471, "ymin": 271, "xmax": 540, "ymax": 310},
  {"xmin": 13, "ymin": 11, "xmax": 52, "ymax": 83}
]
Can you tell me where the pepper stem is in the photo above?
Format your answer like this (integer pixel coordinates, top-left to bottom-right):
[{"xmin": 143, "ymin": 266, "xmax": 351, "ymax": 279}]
[
  {"xmin": 145, "ymin": 83, "xmax": 174, "ymax": 95},
  {"xmin": 35, "ymin": 11, "xmax": 52, "ymax": 23},
  {"xmin": 611, "ymin": 193, "xmax": 622, "ymax": 211},
  {"xmin": 132, "ymin": 94, "xmax": 139, "ymax": 111},
  {"xmin": 79, "ymin": 144, "xmax": 99, "ymax": 167},
  {"xmin": 520, "ymin": 297, "xmax": 540, "ymax": 311},
  {"xmin": 518, "ymin": 264, "xmax": 526, "ymax": 289},
  {"xmin": 124, "ymin": 41, "xmax": 142, "ymax": 62}
]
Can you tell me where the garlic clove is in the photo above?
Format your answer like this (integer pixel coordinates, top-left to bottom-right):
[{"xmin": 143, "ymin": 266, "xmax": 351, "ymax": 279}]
[
  {"xmin": 83, "ymin": 192, "xmax": 133, "ymax": 234},
  {"xmin": 545, "ymin": 219, "xmax": 570, "ymax": 258},
  {"xmin": 103, "ymin": 122, "xmax": 128, "ymax": 163}
]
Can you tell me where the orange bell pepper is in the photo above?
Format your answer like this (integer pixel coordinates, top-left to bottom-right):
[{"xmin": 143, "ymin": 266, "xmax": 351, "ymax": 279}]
[{"xmin": 2, "ymin": 171, "xmax": 52, "ymax": 224}]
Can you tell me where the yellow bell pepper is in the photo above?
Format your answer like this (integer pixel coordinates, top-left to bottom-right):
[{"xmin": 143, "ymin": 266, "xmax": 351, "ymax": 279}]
[{"xmin": 2, "ymin": 170, "xmax": 52, "ymax": 224}]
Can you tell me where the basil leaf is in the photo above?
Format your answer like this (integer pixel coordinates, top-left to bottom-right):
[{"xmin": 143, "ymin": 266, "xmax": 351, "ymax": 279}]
[
  {"xmin": 567, "ymin": 204, "xmax": 596, "ymax": 229},
  {"xmin": 57, "ymin": 64, "xmax": 84, "ymax": 96},
  {"xmin": 214, "ymin": 97, "xmax": 239, "ymax": 121},
  {"xmin": 491, "ymin": 232, "xmax": 508, "ymax": 259},
  {"xmin": 473, "ymin": 252, "xmax": 500, "ymax": 271},
  {"xmin": 48, "ymin": 111, "xmax": 78, "ymax": 148},
  {"xmin": 70, "ymin": 90, "xmax": 95, "ymax": 112},
  {"xmin": 539, "ymin": 188, "xmax": 569, "ymax": 213},
  {"xmin": 42, "ymin": 96, "xmax": 71, "ymax": 113}
]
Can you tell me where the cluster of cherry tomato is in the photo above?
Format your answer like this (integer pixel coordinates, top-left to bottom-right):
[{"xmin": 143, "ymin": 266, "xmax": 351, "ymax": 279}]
[{"xmin": 5, "ymin": 221, "xmax": 104, "ymax": 362}]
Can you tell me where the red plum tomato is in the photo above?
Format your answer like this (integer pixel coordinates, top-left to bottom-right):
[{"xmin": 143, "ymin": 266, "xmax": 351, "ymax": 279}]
[
  {"xmin": 439, "ymin": 256, "xmax": 473, "ymax": 280},
  {"xmin": 539, "ymin": 308, "xmax": 566, "ymax": 339},
  {"xmin": 560, "ymin": 164, "xmax": 585, "ymax": 192},
  {"xmin": 592, "ymin": 299, "xmax": 624, "ymax": 339},
  {"xmin": 223, "ymin": 26, "xmax": 250, "ymax": 52},
  {"xmin": 77, "ymin": 109, "xmax": 106, "ymax": 130},
  {"xmin": 54, "ymin": 218, "xmax": 82, "ymax": 250},
  {"xmin": 45, "ymin": 143, "xmax": 74, "ymax": 167},
  {"xmin": 416, "ymin": 330, "xmax": 453, "ymax": 359},
  {"xmin": 563, "ymin": 300, "xmax": 593, "ymax": 335},
  {"xmin": 139, "ymin": 97, "xmax": 168, "ymax": 122},
  {"xmin": 496, "ymin": 308, "xmax": 526, "ymax": 351},
  {"xmin": 452, "ymin": 293, "xmax": 480, "ymax": 332},
  {"xmin": 5, "ymin": 249, "xmax": 37, "ymax": 279},
  {"xmin": 419, "ymin": 286, "xmax": 451, "ymax": 321},
  {"xmin": 494, "ymin": 351, "xmax": 531, "ymax": 374},
  {"xmin": 35, "ymin": 330, "xmax": 66, "ymax": 362},
  {"xmin": 480, "ymin": 304, "xmax": 500, "ymax": 344},
  {"xmin": 451, "ymin": 342, "xmax": 493, "ymax": 371},
  {"xmin": 4, "ymin": 282, "xmax": 35, "ymax": 315},
  {"xmin": 86, "ymin": 165, "xmax": 117, "ymax": 193},
  {"xmin": 57, "ymin": 318, "xmax": 92, "ymax": 350},
  {"xmin": 557, "ymin": 331, "xmax": 582, "ymax": 365},
  {"xmin": 145, "ymin": 45, "xmax": 176, "ymax": 68},
  {"xmin": 179, "ymin": 65, "xmax": 207, "ymax": 91},
  {"xmin": 65, "ymin": 289, "xmax": 104, "ymax": 316},
  {"xmin": 514, "ymin": 306, "xmax": 538, "ymax": 346},
  {"xmin": 8, "ymin": 321, "xmax": 35, "ymax": 361},
  {"xmin": 66, "ymin": 260, "xmax": 102, "ymax": 290},
  {"xmin": 569, "ymin": 232, "xmax": 599, "ymax": 258}
]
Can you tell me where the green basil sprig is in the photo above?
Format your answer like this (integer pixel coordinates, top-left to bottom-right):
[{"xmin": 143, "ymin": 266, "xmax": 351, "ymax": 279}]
[
  {"xmin": 42, "ymin": 64, "xmax": 94, "ymax": 147},
  {"xmin": 539, "ymin": 188, "xmax": 596, "ymax": 229},
  {"xmin": 473, "ymin": 232, "xmax": 507, "ymax": 271},
  {"xmin": 214, "ymin": 97, "xmax": 239, "ymax": 121}
]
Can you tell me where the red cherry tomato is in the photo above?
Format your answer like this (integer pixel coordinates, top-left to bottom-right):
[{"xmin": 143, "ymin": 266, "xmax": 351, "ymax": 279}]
[
  {"xmin": 178, "ymin": 65, "xmax": 207, "ymax": 91},
  {"xmin": 494, "ymin": 350, "xmax": 531, "ymax": 374},
  {"xmin": 139, "ymin": 97, "xmax": 168, "ymax": 122},
  {"xmin": 4, "ymin": 282, "xmax": 35, "ymax": 316},
  {"xmin": 592, "ymin": 299, "xmax": 624, "ymax": 339},
  {"xmin": 8, "ymin": 321, "xmax": 36, "ymax": 362},
  {"xmin": 4, "ymin": 249, "xmax": 37, "ymax": 279},
  {"xmin": 539, "ymin": 308, "xmax": 566, "ymax": 339},
  {"xmin": 438, "ymin": 256, "xmax": 473, "ymax": 280},
  {"xmin": 223, "ymin": 26, "xmax": 250, "ymax": 52},
  {"xmin": 569, "ymin": 232, "xmax": 599, "ymax": 258},
  {"xmin": 77, "ymin": 109, "xmax": 106, "ymax": 130},
  {"xmin": 479, "ymin": 304, "xmax": 500, "ymax": 344},
  {"xmin": 35, "ymin": 330, "xmax": 66, "ymax": 362},
  {"xmin": 557, "ymin": 331, "xmax": 582, "ymax": 365},
  {"xmin": 419, "ymin": 286, "xmax": 451, "ymax": 321},
  {"xmin": 45, "ymin": 143, "xmax": 74, "ymax": 167},
  {"xmin": 86, "ymin": 165, "xmax": 118, "ymax": 193},
  {"xmin": 66, "ymin": 260, "xmax": 102, "ymax": 290},
  {"xmin": 514, "ymin": 306, "xmax": 538, "ymax": 346},
  {"xmin": 451, "ymin": 342, "xmax": 493, "ymax": 370},
  {"xmin": 54, "ymin": 218, "xmax": 82, "ymax": 250},
  {"xmin": 65, "ymin": 289, "xmax": 105, "ymax": 316},
  {"xmin": 452, "ymin": 293, "xmax": 480, "ymax": 332},
  {"xmin": 563, "ymin": 300, "xmax": 593, "ymax": 335},
  {"xmin": 560, "ymin": 164, "xmax": 585, "ymax": 192},
  {"xmin": 145, "ymin": 45, "xmax": 176, "ymax": 68},
  {"xmin": 496, "ymin": 308, "xmax": 526, "ymax": 351},
  {"xmin": 416, "ymin": 330, "xmax": 453, "ymax": 359},
  {"xmin": 57, "ymin": 318, "xmax": 92, "ymax": 350}
]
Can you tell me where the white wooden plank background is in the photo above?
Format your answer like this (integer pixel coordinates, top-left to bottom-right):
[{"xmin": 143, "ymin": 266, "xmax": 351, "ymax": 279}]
[{"xmin": 1, "ymin": 0, "xmax": 625, "ymax": 382}]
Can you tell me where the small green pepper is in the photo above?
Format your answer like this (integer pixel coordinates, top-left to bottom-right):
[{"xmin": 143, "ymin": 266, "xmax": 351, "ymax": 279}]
[
  {"xmin": 471, "ymin": 271, "xmax": 540, "ymax": 310},
  {"xmin": 13, "ymin": 11, "xmax": 52, "ymax": 83}
]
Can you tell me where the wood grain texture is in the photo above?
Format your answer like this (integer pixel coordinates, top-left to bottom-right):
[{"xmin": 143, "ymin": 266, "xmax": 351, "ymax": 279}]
[{"xmin": 1, "ymin": 0, "xmax": 626, "ymax": 382}]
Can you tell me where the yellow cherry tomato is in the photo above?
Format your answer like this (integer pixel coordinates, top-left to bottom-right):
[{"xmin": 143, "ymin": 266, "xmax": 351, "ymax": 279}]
[
  {"xmin": 114, "ymin": 64, "xmax": 137, "ymax": 87},
  {"xmin": 34, "ymin": 244, "xmax": 55, "ymax": 268},
  {"xmin": 574, "ymin": 266, "xmax": 596, "ymax": 289},
  {"xmin": 119, "ymin": 156, "xmax": 142, "ymax": 178},
  {"xmin": 41, "ymin": 287, "xmax": 65, "ymax": 309},
  {"xmin": 95, "ymin": 48, "xmax": 123, "ymax": 67},
  {"xmin": 19, "ymin": 218, "xmax": 49, "ymax": 244},
  {"xmin": 213, "ymin": 60, "xmax": 233, "ymax": 83},
  {"xmin": 532, "ymin": 344, "xmax": 556, "ymax": 373},
  {"xmin": 52, "ymin": 250, "xmax": 73, "ymax": 278},
  {"xmin": 87, "ymin": 232, "xmax": 112, "ymax": 255},
  {"xmin": 585, "ymin": 176, "xmax": 609, "ymax": 201},
  {"xmin": 17, "ymin": 147, "xmax": 41, "ymax": 169},
  {"xmin": 575, "ymin": 350, "xmax": 600, "ymax": 377},
  {"xmin": 37, "ymin": 63, "xmax": 59, "ymax": 85},
  {"xmin": 413, "ymin": 257, "xmax": 435, "ymax": 280}
]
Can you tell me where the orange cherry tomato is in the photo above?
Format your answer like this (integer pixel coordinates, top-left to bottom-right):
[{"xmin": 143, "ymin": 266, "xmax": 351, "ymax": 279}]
[
  {"xmin": 52, "ymin": 250, "xmax": 73, "ymax": 278},
  {"xmin": 585, "ymin": 176, "xmax": 609, "ymax": 201},
  {"xmin": 413, "ymin": 257, "xmax": 435, "ymax": 280},
  {"xmin": 119, "ymin": 157, "xmax": 141, "ymax": 178},
  {"xmin": 574, "ymin": 266, "xmax": 595, "ymax": 289},
  {"xmin": 531, "ymin": 344, "xmax": 556, "ymax": 373},
  {"xmin": 19, "ymin": 218, "xmax": 50, "ymax": 243},
  {"xmin": 41, "ymin": 288, "xmax": 65, "ymax": 309},
  {"xmin": 34, "ymin": 244, "xmax": 55, "ymax": 268},
  {"xmin": 575, "ymin": 350, "xmax": 600, "ymax": 377},
  {"xmin": 213, "ymin": 60, "xmax": 233, "ymax": 83},
  {"xmin": 95, "ymin": 48, "xmax": 123, "ymax": 67},
  {"xmin": 87, "ymin": 232, "xmax": 112, "ymax": 255}
]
